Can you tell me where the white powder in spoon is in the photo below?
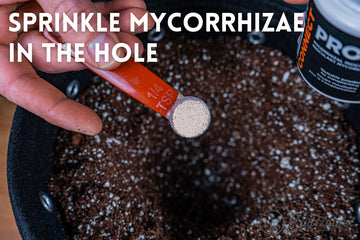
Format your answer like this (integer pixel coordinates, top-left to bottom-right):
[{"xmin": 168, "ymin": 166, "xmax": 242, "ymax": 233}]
[{"xmin": 171, "ymin": 99, "xmax": 210, "ymax": 138}]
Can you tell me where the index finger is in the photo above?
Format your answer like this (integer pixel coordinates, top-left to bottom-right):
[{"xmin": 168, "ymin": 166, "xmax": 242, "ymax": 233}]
[{"xmin": 0, "ymin": 44, "xmax": 102, "ymax": 135}]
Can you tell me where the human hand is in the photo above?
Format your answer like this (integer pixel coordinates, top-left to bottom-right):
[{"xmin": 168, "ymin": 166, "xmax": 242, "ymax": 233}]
[
  {"xmin": 0, "ymin": 0, "xmax": 153, "ymax": 135},
  {"xmin": 284, "ymin": 0, "xmax": 309, "ymax": 4}
]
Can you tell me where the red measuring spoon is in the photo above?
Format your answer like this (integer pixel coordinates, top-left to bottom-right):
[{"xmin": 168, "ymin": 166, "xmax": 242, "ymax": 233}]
[{"xmin": 43, "ymin": 29, "xmax": 210, "ymax": 138}]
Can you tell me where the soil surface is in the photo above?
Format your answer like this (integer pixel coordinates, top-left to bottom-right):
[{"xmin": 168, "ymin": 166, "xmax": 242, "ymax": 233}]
[{"xmin": 49, "ymin": 35, "xmax": 360, "ymax": 239}]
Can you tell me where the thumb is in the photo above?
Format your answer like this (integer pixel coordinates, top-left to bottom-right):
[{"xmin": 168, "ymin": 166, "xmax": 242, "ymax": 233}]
[
  {"xmin": 37, "ymin": 0, "xmax": 123, "ymax": 70},
  {"xmin": 283, "ymin": 0, "xmax": 309, "ymax": 4}
]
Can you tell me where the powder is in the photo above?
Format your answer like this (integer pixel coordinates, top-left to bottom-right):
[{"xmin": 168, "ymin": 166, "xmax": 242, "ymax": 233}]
[{"xmin": 171, "ymin": 99, "xmax": 210, "ymax": 138}]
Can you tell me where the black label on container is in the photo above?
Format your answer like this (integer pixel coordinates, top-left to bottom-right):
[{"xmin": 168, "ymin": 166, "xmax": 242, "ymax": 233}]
[{"xmin": 297, "ymin": 0, "xmax": 360, "ymax": 102}]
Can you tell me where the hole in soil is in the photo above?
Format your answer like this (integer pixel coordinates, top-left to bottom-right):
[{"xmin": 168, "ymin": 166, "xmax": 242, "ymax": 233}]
[{"xmin": 152, "ymin": 139, "xmax": 251, "ymax": 238}]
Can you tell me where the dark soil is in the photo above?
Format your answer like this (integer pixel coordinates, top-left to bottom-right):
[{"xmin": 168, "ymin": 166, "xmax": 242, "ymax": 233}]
[{"xmin": 49, "ymin": 35, "xmax": 360, "ymax": 239}]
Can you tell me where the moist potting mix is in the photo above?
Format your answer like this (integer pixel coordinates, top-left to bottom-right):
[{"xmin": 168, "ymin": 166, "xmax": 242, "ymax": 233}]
[{"xmin": 49, "ymin": 35, "xmax": 360, "ymax": 239}]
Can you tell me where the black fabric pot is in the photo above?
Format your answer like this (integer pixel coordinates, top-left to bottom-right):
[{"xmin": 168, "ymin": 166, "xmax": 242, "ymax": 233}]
[{"xmin": 7, "ymin": 0, "xmax": 360, "ymax": 239}]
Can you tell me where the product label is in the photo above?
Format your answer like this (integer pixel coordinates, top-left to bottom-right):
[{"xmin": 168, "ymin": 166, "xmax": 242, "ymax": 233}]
[{"xmin": 297, "ymin": 0, "xmax": 360, "ymax": 102}]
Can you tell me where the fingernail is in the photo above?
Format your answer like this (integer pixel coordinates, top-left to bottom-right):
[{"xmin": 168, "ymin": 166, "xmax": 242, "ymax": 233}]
[
  {"xmin": 80, "ymin": 119, "xmax": 102, "ymax": 136},
  {"xmin": 115, "ymin": 47, "xmax": 126, "ymax": 60},
  {"xmin": 88, "ymin": 33, "xmax": 118, "ymax": 64},
  {"xmin": 134, "ymin": 27, "xmax": 145, "ymax": 34}
]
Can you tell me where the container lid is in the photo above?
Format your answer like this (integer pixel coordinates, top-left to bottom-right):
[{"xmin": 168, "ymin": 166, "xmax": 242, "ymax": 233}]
[{"xmin": 314, "ymin": 0, "xmax": 360, "ymax": 38}]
